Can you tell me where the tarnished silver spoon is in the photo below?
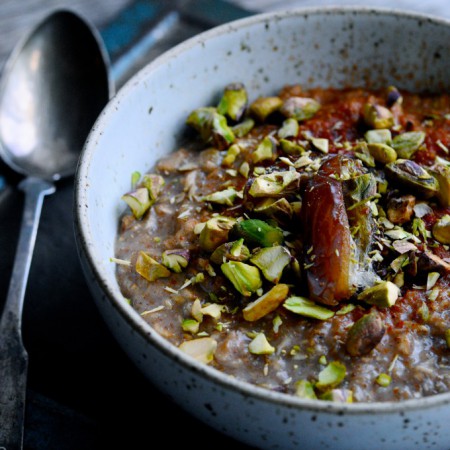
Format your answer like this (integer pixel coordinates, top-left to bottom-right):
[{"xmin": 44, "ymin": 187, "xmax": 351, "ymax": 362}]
[{"xmin": 0, "ymin": 10, "xmax": 111, "ymax": 449}]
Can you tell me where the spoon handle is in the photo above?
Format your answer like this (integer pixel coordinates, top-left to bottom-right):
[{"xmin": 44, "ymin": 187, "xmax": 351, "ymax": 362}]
[{"xmin": 0, "ymin": 177, "xmax": 54, "ymax": 450}]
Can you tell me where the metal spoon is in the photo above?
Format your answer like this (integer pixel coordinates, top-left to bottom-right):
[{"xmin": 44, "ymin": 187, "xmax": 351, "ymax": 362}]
[{"xmin": 0, "ymin": 10, "xmax": 111, "ymax": 449}]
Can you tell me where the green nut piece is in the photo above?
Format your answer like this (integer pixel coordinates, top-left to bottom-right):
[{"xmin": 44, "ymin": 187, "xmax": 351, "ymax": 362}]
[
  {"xmin": 363, "ymin": 103, "xmax": 395, "ymax": 129},
  {"xmin": 364, "ymin": 129, "xmax": 392, "ymax": 145},
  {"xmin": 248, "ymin": 332, "xmax": 275, "ymax": 355},
  {"xmin": 391, "ymin": 131, "xmax": 425, "ymax": 159},
  {"xmin": 142, "ymin": 174, "xmax": 165, "ymax": 202},
  {"xmin": 252, "ymin": 135, "xmax": 277, "ymax": 164},
  {"xmin": 385, "ymin": 159, "xmax": 439, "ymax": 199},
  {"xmin": 319, "ymin": 388, "xmax": 353, "ymax": 403},
  {"xmin": 161, "ymin": 249, "xmax": 190, "ymax": 273},
  {"xmin": 250, "ymin": 245, "xmax": 291, "ymax": 283},
  {"xmin": 202, "ymin": 187, "xmax": 238, "ymax": 206},
  {"xmin": 210, "ymin": 239, "xmax": 251, "ymax": 264},
  {"xmin": 222, "ymin": 143, "xmax": 241, "ymax": 167},
  {"xmin": 135, "ymin": 251, "xmax": 171, "ymax": 282},
  {"xmin": 253, "ymin": 197, "xmax": 293, "ymax": 225},
  {"xmin": 357, "ymin": 281, "xmax": 399, "ymax": 307},
  {"xmin": 199, "ymin": 216, "xmax": 236, "ymax": 252},
  {"xmin": 278, "ymin": 118, "xmax": 299, "ymax": 139},
  {"xmin": 122, "ymin": 187, "xmax": 152, "ymax": 219},
  {"xmin": 283, "ymin": 296, "xmax": 335, "ymax": 320},
  {"xmin": 315, "ymin": 361, "xmax": 347, "ymax": 390},
  {"xmin": 221, "ymin": 261, "xmax": 262, "ymax": 296},
  {"xmin": 179, "ymin": 337, "xmax": 217, "ymax": 364},
  {"xmin": 432, "ymin": 214, "xmax": 450, "ymax": 244},
  {"xmin": 249, "ymin": 96, "xmax": 283, "ymax": 121},
  {"xmin": 242, "ymin": 283, "xmax": 290, "ymax": 321},
  {"xmin": 279, "ymin": 139, "xmax": 306, "ymax": 155},
  {"xmin": 249, "ymin": 170, "xmax": 301, "ymax": 197},
  {"xmin": 217, "ymin": 82, "xmax": 248, "ymax": 121},
  {"xmin": 295, "ymin": 380, "xmax": 317, "ymax": 399},
  {"xmin": 367, "ymin": 143, "xmax": 397, "ymax": 164},
  {"xmin": 430, "ymin": 163, "xmax": 450, "ymax": 207},
  {"xmin": 345, "ymin": 310, "xmax": 386, "ymax": 356},
  {"xmin": 231, "ymin": 218, "xmax": 284, "ymax": 247},
  {"xmin": 280, "ymin": 96, "xmax": 321, "ymax": 121},
  {"xmin": 232, "ymin": 117, "xmax": 255, "ymax": 137}
]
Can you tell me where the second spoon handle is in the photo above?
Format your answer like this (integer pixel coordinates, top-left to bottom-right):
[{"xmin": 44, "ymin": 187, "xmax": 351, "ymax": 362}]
[{"xmin": 0, "ymin": 177, "xmax": 55, "ymax": 450}]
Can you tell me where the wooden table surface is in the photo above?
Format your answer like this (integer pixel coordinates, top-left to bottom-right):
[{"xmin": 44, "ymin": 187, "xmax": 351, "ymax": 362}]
[{"xmin": 0, "ymin": 1, "xmax": 449, "ymax": 449}]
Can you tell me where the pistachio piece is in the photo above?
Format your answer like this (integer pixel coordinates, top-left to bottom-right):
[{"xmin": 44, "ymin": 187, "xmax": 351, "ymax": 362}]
[
  {"xmin": 221, "ymin": 261, "xmax": 262, "ymax": 296},
  {"xmin": 345, "ymin": 310, "xmax": 386, "ymax": 356},
  {"xmin": 217, "ymin": 82, "xmax": 248, "ymax": 121},
  {"xmin": 161, "ymin": 249, "xmax": 190, "ymax": 273},
  {"xmin": 363, "ymin": 103, "xmax": 395, "ymax": 129},
  {"xmin": 231, "ymin": 219, "xmax": 284, "ymax": 247},
  {"xmin": 417, "ymin": 250, "xmax": 450, "ymax": 274},
  {"xmin": 386, "ymin": 85, "xmax": 403, "ymax": 107},
  {"xmin": 279, "ymin": 139, "xmax": 306, "ymax": 155},
  {"xmin": 179, "ymin": 337, "xmax": 217, "ymax": 364},
  {"xmin": 278, "ymin": 118, "xmax": 299, "ymax": 139},
  {"xmin": 210, "ymin": 239, "xmax": 251, "ymax": 264},
  {"xmin": 295, "ymin": 380, "xmax": 317, "ymax": 399},
  {"xmin": 248, "ymin": 332, "xmax": 275, "ymax": 355},
  {"xmin": 391, "ymin": 131, "xmax": 425, "ymax": 159},
  {"xmin": 364, "ymin": 129, "xmax": 392, "ymax": 145},
  {"xmin": 353, "ymin": 141, "xmax": 375, "ymax": 168},
  {"xmin": 283, "ymin": 296, "xmax": 335, "ymax": 320},
  {"xmin": 249, "ymin": 96, "xmax": 283, "ymax": 121},
  {"xmin": 315, "ymin": 361, "xmax": 346, "ymax": 390},
  {"xmin": 248, "ymin": 170, "xmax": 301, "ymax": 197},
  {"xmin": 280, "ymin": 97, "xmax": 321, "ymax": 121},
  {"xmin": 432, "ymin": 214, "xmax": 450, "ymax": 244},
  {"xmin": 385, "ymin": 159, "xmax": 439, "ymax": 198},
  {"xmin": 142, "ymin": 174, "xmax": 165, "ymax": 202},
  {"xmin": 242, "ymin": 283, "xmax": 290, "ymax": 321},
  {"xmin": 122, "ymin": 187, "xmax": 152, "ymax": 219},
  {"xmin": 136, "ymin": 251, "xmax": 171, "ymax": 281},
  {"xmin": 252, "ymin": 135, "xmax": 277, "ymax": 164},
  {"xmin": 199, "ymin": 216, "xmax": 236, "ymax": 252},
  {"xmin": 430, "ymin": 163, "xmax": 450, "ymax": 207},
  {"xmin": 222, "ymin": 143, "xmax": 241, "ymax": 167},
  {"xmin": 182, "ymin": 319, "xmax": 200, "ymax": 334},
  {"xmin": 253, "ymin": 197, "xmax": 293, "ymax": 226},
  {"xmin": 367, "ymin": 143, "xmax": 397, "ymax": 164},
  {"xmin": 375, "ymin": 373, "xmax": 392, "ymax": 387},
  {"xmin": 250, "ymin": 246, "xmax": 291, "ymax": 283},
  {"xmin": 386, "ymin": 194, "xmax": 415, "ymax": 225},
  {"xmin": 186, "ymin": 107, "xmax": 235, "ymax": 150},
  {"xmin": 202, "ymin": 187, "xmax": 238, "ymax": 206},
  {"xmin": 311, "ymin": 137, "xmax": 329, "ymax": 154},
  {"xmin": 357, "ymin": 281, "xmax": 399, "ymax": 307},
  {"xmin": 232, "ymin": 117, "xmax": 255, "ymax": 137}
]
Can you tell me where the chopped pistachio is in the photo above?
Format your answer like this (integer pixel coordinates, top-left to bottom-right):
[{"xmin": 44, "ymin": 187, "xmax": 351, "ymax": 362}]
[
  {"xmin": 254, "ymin": 197, "xmax": 293, "ymax": 225},
  {"xmin": 210, "ymin": 239, "xmax": 251, "ymax": 264},
  {"xmin": 217, "ymin": 82, "xmax": 248, "ymax": 121},
  {"xmin": 386, "ymin": 85, "xmax": 403, "ymax": 107},
  {"xmin": 179, "ymin": 337, "xmax": 217, "ymax": 363},
  {"xmin": 231, "ymin": 219, "xmax": 284, "ymax": 247},
  {"xmin": 161, "ymin": 249, "xmax": 190, "ymax": 273},
  {"xmin": 375, "ymin": 373, "xmax": 392, "ymax": 387},
  {"xmin": 310, "ymin": 137, "xmax": 329, "ymax": 154},
  {"xmin": 252, "ymin": 135, "xmax": 277, "ymax": 164},
  {"xmin": 386, "ymin": 194, "xmax": 415, "ymax": 225},
  {"xmin": 426, "ymin": 272, "xmax": 440, "ymax": 290},
  {"xmin": 199, "ymin": 216, "xmax": 236, "ymax": 252},
  {"xmin": 201, "ymin": 303, "xmax": 224, "ymax": 319},
  {"xmin": 222, "ymin": 143, "xmax": 241, "ymax": 167},
  {"xmin": 354, "ymin": 141, "xmax": 376, "ymax": 168},
  {"xmin": 131, "ymin": 171, "xmax": 141, "ymax": 189},
  {"xmin": 278, "ymin": 118, "xmax": 299, "ymax": 139},
  {"xmin": 279, "ymin": 138, "xmax": 306, "ymax": 155},
  {"xmin": 182, "ymin": 319, "xmax": 200, "ymax": 334},
  {"xmin": 315, "ymin": 361, "xmax": 346, "ymax": 390},
  {"xmin": 191, "ymin": 298, "xmax": 203, "ymax": 322},
  {"xmin": 364, "ymin": 129, "xmax": 392, "ymax": 145},
  {"xmin": 248, "ymin": 332, "xmax": 275, "ymax": 355},
  {"xmin": 186, "ymin": 107, "xmax": 235, "ymax": 149},
  {"xmin": 221, "ymin": 261, "xmax": 262, "ymax": 296},
  {"xmin": 239, "ymin": 161, "xmax": 250, "ymax": 178},
  {"xmin": 250, "ymin": 246, "xmax": 291, "ymax": 283},
  {"xmin": 142, "ymin": 174, "xmax": 165, "ymax": 202},
  {"xmin": 202, "ymin": 187, "xmax": 238, "ymax": 206},
  {"xmin": 345, "ymin": 311, "xmax": 386, "ymax": 356},
  {"xmin": 232, "ymin": 117, "xmax": 255, "ymax": 137},
  {"xmin": 432, "ymin": 214, "xmax": 450, "ymax": 244},
  {"xmin": 336, "ymin": 303, "xmax": 356, "ymax": 316},
  {"xmin": 295, "ymin": 380, "xmax": 317, "ymax": 399},
  {"xmin": 392, "ymin": 131, "xmax": 425, "ymax": 159},
  {"xmin": 122, "ymin": 187, "xmax": 152, "ymax": 219},
  {"xmin": 320, "ymin": 388, "xmax": 353, "ymax": 403},
  {"xmin": 249, "ymin": 170, "xmax": 300, "ymax": 197},
  {"xmin": 385, "ymin": 159, "xmax": 439, "ymax": 199},
  {"xmin": 357, "ymin": 281, "xmax": 399, "ymax": 307},
  {"xmin": 319, "ymin": 355, "xmax": 327, "ymax": 365},
  {"xmin": 249, "ymin": 96, "xmax": 283, "ymax": 121},
  {"xmin": 273, "ymin": 314, "xmax": 283, "ymax": 333},
  {"xmin": 430, "ymin": 163, "xmax": 450, "ymax": 207},
  {"xmin": 418, "ymin": 302, "xmax": 430, "ymax": 322},
  {"xmin": 363, "ymin": 103, "xmax": 395, "ymax": 129},
  {"xmin": 283, "ymin": 296, "xmax": 335, "ymax": 320},
  {"xmin": 135, "ymin": 251, "xmax": 171, "ymax": 282},
  {"xmin": 280, "ymin": 97, "xmax": 321, "ymax": 121},
  {"xmin": 243, "ymin": 283, "xmax": 290, "ymax": 321},
  {"xmin": 367, "ymin": 143, "xmax": 397, "ymax": 164}
]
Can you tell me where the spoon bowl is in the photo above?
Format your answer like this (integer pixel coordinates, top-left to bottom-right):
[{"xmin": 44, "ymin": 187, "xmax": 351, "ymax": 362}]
[{"xmin": 0, "ymin": 10, "xmax": 111, "ymax": 449}]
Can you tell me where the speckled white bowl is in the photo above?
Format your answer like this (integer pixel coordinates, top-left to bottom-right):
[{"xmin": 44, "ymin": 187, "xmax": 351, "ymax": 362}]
[{"xmin": 75, "ymin": 7, "xmax": 450, "ymax": 450}]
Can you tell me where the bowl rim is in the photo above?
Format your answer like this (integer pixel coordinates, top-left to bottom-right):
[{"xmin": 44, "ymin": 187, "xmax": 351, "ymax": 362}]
[{"xmin": 75, "ymin": 5, "xmax": 450, "ymax": 416}]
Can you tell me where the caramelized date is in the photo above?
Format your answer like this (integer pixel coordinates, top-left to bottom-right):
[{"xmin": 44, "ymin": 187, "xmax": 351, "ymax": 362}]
[{"xmin": 302, "ymin": 173, "xmax": 352, "ymax": 305}]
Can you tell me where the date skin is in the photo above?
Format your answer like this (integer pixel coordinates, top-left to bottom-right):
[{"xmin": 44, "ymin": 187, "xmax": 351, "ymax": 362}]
[{"xmin": 302, "ymin": 158, "xmax": 352, "ymax": 305}]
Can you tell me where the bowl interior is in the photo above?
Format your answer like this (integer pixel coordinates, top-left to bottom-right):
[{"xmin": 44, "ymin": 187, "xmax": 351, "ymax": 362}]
[{"xmin": 75, "ymin": 6, "xmax": 450, "ymax": 405}]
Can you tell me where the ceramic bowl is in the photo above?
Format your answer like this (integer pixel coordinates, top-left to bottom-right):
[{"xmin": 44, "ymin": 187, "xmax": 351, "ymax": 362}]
[{"xmin": 74, "ymin": 7, "xmax": 450, "ymax": 449}]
